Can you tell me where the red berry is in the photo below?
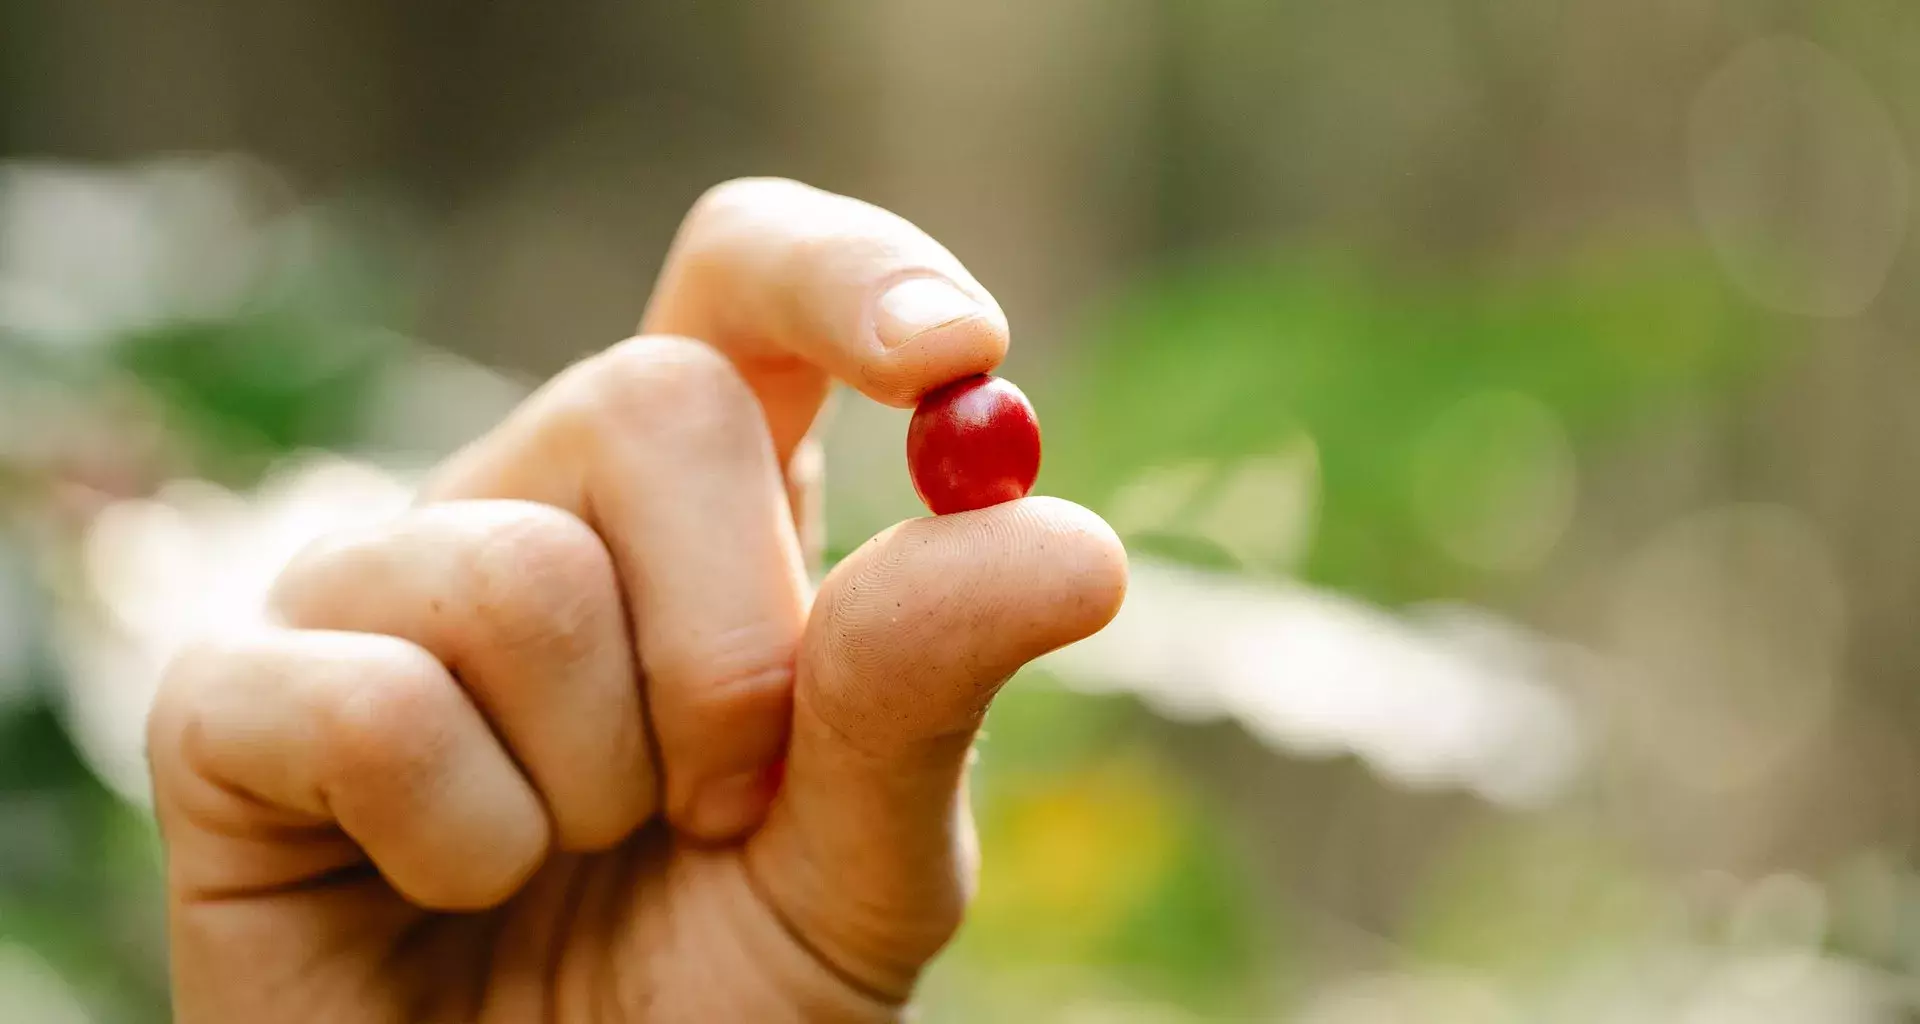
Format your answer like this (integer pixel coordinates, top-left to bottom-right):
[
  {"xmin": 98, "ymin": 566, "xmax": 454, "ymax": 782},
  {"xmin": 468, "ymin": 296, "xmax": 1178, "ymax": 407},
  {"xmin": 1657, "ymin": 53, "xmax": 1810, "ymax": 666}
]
[{"xmin": 907, "ymin": 374, "xmax": 1042, "ymax": 515}]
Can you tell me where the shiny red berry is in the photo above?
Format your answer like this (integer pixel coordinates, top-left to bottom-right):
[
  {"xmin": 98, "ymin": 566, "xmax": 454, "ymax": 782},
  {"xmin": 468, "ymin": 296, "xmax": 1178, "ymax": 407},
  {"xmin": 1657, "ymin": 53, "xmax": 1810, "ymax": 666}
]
[{"xmin": 907, "ymin": 374, "xmax": 1042, "ymax": 515}]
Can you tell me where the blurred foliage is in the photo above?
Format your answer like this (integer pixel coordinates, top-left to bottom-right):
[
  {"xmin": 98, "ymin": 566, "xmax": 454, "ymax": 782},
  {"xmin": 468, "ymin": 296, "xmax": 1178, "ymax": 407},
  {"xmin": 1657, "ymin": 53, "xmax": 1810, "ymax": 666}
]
[
  {"xmin": 112, "ymin": 317, "xmax": 396, "ymax": 480},
  {"xmin": 104, "ymin": 208, "xmax": 416, "ymax": 482},
  {"xmin": 0, "ymin": 683, "xmax": 169, "ymax": 1020},
  {"xmin": 951, "ymin": 678, "xmax": 1277, "ymax": 1016},
  {"xmin": 0, "ymin": 200, "xmax": 411, "ymax": 1021},
  {"xmin": 1046, "ymin": 244, "xmax": 1781, "ymax": 604},
  {"xmin": 1400, "ymin": 818, "xmax": 1670, "ymax": 980}
]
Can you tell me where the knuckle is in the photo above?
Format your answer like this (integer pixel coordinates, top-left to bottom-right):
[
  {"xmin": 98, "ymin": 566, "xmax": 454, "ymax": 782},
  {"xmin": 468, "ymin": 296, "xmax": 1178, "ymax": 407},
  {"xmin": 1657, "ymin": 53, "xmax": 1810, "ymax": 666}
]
[
  {"xmin": 462, "ymin": 504, "xmax": 616, "ymax": 662},
  {"xmin": 146, "ymin": 635, "xmax": 292, "ymax": 804},
  {"xmin": 266, "ymin": 530, "xmax": 360, "ymax": 620},
  {"xmin": 686, "ymin": 176, "xmax": 811, "ymax": 231},
  {"xmin": 276, "ymin": 528, "xmax": 348, "ymax": 583},
  {"xmin": 569, "ymin": 335, "xmax": 760, "ymax": 443},
  {"xmin": 680, "ymin": 177, "xmax": 844, "ymax": 292},
  {"xmin": 146, "ymin": 639, "xmax": 229, "ymax": 775},
  {"xmin": 319, "ymin": 641, "xmax": 457, "ymax": 793}
]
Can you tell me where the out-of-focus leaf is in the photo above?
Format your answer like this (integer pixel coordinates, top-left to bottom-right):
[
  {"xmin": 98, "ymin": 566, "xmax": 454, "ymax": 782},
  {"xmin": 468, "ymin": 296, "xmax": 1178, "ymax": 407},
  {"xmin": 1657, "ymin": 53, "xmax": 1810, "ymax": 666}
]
[
  {"xmin": 113, "ymin": 316, "xmax": 400, "ymax": 479},
  {"xmin": 1043, "ymin": 245, "xmax": 1783, "ymax": 603},
  {"xmin": 956, "ymin": 733, "xmax": 1275, "ymax": 1013},
  {"xmin": 1399, "ymin": 817, "xmax": 1672, "ymax": 979}
]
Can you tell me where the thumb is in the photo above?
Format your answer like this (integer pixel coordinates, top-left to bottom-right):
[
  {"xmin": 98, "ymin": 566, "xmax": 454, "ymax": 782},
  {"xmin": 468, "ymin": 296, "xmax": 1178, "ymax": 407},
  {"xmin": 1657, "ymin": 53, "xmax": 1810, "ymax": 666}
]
[{"xmin": 744, "ymin": 497, "xmax": 1128, "ymax": 1001}]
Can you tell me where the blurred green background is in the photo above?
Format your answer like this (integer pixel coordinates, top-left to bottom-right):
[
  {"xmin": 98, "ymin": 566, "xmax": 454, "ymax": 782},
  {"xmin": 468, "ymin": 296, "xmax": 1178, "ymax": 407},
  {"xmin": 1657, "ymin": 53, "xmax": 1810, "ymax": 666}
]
[{"xmin": 5, "ymin": 2, "xmax": 1920, "ymax": 1020}]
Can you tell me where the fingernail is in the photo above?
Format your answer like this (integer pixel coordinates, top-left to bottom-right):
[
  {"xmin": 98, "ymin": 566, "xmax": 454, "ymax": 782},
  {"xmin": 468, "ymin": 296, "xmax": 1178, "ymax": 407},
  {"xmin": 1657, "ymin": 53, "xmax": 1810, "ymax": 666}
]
[
  {"xmin": 687, "ymin": 770, "xmax": 774, "ymax": 838},
  {"xmin": 873, "ymin": 278, "xmax": 983, "ymax": 350}
]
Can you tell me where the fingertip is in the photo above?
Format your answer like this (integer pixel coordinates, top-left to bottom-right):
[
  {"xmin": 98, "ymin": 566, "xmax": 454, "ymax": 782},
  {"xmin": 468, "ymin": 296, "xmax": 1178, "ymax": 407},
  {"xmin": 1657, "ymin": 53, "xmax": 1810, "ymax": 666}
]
[
  {"xmin": 858, "ymin": 295, "xmax": 1008, "ymax": 408},
  {"xmin": 1005, "ymin": 495, "xmax": 1131, "ymax": 642},
  {"xmin": 804, "ymin": 496, "xmax": 1129, "ymax": 741}
]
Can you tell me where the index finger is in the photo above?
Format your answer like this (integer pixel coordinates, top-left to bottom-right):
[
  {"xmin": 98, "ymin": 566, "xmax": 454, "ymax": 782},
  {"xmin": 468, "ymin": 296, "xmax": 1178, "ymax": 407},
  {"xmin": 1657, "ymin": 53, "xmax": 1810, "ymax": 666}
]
[{"xmin": 642, "ymin": 177, "xmax": 1010, "ymax": 463}]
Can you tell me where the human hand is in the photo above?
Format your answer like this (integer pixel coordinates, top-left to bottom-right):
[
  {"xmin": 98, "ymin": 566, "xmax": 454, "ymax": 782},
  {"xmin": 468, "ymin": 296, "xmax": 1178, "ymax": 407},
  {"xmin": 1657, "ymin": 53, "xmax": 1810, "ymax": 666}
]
[{"xmin": 146, "ymin": 178, "xmax": 1128, "ymax": 1022}]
